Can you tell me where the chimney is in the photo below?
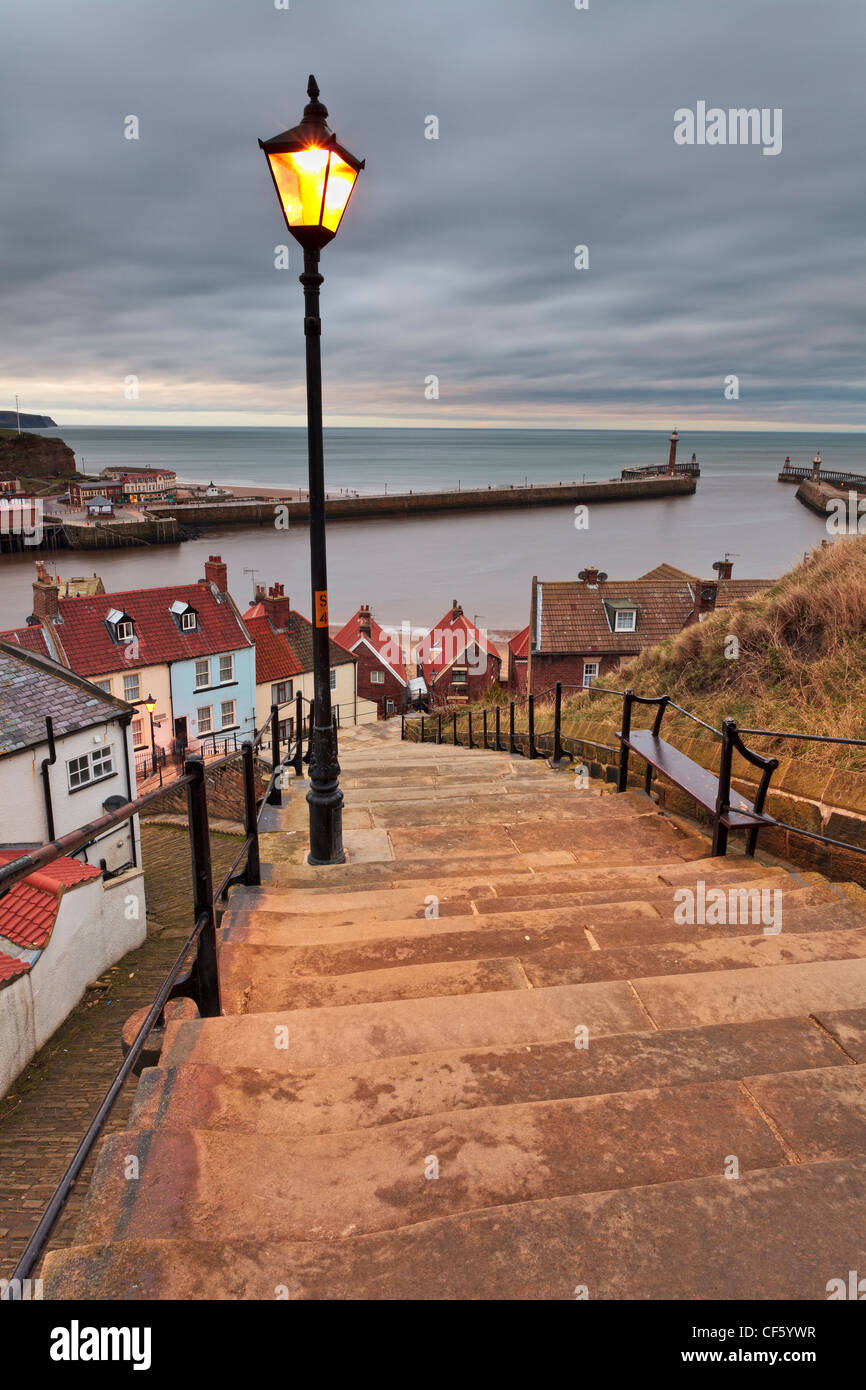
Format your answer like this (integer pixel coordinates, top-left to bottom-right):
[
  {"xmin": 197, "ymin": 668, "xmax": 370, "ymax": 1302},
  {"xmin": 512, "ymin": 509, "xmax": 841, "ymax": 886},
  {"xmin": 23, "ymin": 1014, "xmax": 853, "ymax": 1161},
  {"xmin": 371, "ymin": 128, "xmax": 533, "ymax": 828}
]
[
  {"xmin": 693, "ymin": 581, "xmax": 719, "ymax": 621},
  {"xmin": 451, "ymin": 599, "xmax": 463, "ymax": 621},
  {"xmin": 358, "ymin": 604, "xmax": 372, "ymax": 636},
  {"xmin": 667, "ymin": 429, "xmax": 679, "ymax": 475},
  {"xmin": 262, "ymin": 581, "xmax": 290, "ymax": 630},
  {"xmin": 582, "ymin": 565, "xmax": 599, "ymax": 588},
  {"xmin": 713, "ymin": 558, "xmax": 734, "ymax": 581},
  {"xmin": 254, "ymin": 581, "xmax": 266, "ymax": 603},
  {"xmin": 204, "ymin": 555, "xmax": 228, "ymax": 592},
  {"xmin": 32, "ymin": 562, "xmax": 59, "ymax": 620}
]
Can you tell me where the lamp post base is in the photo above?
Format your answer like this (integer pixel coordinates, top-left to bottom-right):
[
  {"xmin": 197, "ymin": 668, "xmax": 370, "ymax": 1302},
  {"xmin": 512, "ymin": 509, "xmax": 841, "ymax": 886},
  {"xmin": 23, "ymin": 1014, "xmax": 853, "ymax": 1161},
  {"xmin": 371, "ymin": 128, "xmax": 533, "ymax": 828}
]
[{"xmin": 306, "ymin": 721, "xmax": 346, "ymax": 865}]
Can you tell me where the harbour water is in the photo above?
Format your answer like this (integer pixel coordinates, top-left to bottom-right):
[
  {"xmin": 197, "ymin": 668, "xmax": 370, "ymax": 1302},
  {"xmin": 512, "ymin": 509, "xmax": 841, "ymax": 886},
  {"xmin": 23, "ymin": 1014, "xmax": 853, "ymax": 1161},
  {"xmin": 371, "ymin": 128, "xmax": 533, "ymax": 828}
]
[{"xmin": 1, "ymin": 427, "xmax": 858, "ymax": 632}]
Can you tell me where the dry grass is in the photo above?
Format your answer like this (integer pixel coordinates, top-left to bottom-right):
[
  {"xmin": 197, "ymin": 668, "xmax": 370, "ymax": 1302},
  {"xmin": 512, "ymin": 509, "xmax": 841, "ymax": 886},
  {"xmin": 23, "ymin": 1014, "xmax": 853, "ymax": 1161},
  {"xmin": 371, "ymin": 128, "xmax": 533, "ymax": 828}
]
[{"xmin": 565, "ymin": 536, "xmax": 866, "ymax": 771}]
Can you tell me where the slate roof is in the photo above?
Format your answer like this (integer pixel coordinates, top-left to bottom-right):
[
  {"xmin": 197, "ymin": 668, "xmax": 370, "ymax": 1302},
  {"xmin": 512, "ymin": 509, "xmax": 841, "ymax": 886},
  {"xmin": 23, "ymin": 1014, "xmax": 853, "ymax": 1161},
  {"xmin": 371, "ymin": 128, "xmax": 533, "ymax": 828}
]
[
  {"xmin": 0, "ymin": 640, "xmax": 132, "ymax": 756},
  {"xmin": 242, "ymin": 607, "xmax": 356, "ymax": 686},
  {"xmin": 0, "ymin": 851, "xmax": 101, "ymax": 951},
  {"xmin": 334, "ymin": 609, "xmax": 407, "ymax": 682},
  {"xmin": 42, "ymin": 582, "xmax": 253, "ymax": 678},
  {"xmin": 533, "ymin": 567, "xmax": 771, "ymax": 656}
]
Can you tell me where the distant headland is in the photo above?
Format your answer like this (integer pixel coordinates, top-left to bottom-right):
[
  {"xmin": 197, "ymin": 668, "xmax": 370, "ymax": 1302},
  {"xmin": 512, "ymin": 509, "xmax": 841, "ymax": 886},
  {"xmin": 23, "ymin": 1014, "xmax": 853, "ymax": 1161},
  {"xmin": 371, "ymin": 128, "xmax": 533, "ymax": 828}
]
[{"xmin": 0, "ymin": 410, "xmax": 56, "ymax": 429}]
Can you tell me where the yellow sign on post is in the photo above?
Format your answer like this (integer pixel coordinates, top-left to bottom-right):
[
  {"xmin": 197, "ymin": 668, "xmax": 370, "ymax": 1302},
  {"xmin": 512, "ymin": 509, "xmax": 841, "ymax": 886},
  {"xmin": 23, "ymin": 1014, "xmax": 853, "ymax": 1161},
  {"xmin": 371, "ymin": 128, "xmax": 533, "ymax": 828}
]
[{"xmin": 315, "ymin": 590, "xmax": 329, "ymax": 627}]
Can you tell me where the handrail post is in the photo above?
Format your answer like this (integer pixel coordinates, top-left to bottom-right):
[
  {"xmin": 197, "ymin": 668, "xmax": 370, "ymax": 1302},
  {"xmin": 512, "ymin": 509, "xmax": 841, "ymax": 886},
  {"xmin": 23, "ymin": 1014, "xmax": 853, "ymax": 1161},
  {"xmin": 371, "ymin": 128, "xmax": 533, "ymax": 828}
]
[
  {"xmin": 437, "ymin": 713, "xmax": 442, "ymax": 745},
  {"xmin": 483, "ymin": 709, "xmax": 488, "ymax": 750},
  {"xmin": 420, "ymin": 715, "xmax": 426, "ymax": 744},
  {"xmin": 267, "ymin": 702, "xmax": 282, "ymax": 805},
  {"xmin": 617, "ymin": 689, "xmax": 634, "ymax": 792},
  {"xmin": 293, "ymin": 691, "xmax": 304, "ymax": 774},
  {"xmin": 495, "ymin": 704, "xmax": 502, "ymax": 752},
  {"xmin": 401, "ymin": 713, "xmax": 405, "ymax": 740},
  {"xmin": 452, "ymin": 711, "xmax": 458, "ymax": 745},
  {"xmin": 467, "ymin": 711, "xmax": 473, "ymax": 749},
  {"xmin": 184, "ymin": 756, "xmax": 221, "ymax": 1017},
  {"xmin": 528, "ymin": 695, "xmax": 537, "ymax": 759},
  {"xmin": 304, "ymin": 699, "xmax": 313, "ymax": 765},
  {"xmin": 241, "ymin": 740, "xmax": 261, "ymax": 886},
  {"xmin": 551, "ymin": 680, "xmax": 565, "ymax": 766},
  {"xmin": 509, "ymin": 701, "xmax": 516, "ymax": 755},
  {"xmin": 713, "ymin": 719, "xmax": 734, "ymax": 856}
]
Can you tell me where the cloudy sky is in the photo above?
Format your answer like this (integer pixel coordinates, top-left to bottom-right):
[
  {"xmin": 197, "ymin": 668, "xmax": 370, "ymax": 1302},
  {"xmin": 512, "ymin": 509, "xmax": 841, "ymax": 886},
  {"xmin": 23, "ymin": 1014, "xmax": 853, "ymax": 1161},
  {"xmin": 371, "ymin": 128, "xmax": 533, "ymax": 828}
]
[{"xmin": 1, "ymin": 0, "xmax": 863, "ymax": 428}]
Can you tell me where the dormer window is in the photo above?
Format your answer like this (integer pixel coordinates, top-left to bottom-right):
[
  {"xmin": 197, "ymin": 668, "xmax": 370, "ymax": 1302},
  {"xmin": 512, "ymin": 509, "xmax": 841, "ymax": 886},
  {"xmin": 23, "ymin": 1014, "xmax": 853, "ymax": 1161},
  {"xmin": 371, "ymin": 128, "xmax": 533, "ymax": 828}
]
[
  {"xmin": 106, "ymin": 608, "xmax": 135, "ymax": 642},
  {"xmin": 170, "ymin": 599, "xmax": 198, "ymax": 633},
  {"xmin": 614, "ymin": 609, "xmax": 636, "ymax": 632}
]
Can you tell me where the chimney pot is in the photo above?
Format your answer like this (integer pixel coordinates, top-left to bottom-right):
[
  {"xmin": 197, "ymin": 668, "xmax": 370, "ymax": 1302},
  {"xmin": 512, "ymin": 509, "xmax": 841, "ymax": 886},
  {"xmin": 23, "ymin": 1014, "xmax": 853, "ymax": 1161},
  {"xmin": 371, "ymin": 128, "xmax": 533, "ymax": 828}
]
[
  {"xmin": 261, "ymin": 582, "xmax": 290, "ymax": 629},
  {"xmin": 32, "ymin": 563, "xmax": 60, "ymax": 620}
]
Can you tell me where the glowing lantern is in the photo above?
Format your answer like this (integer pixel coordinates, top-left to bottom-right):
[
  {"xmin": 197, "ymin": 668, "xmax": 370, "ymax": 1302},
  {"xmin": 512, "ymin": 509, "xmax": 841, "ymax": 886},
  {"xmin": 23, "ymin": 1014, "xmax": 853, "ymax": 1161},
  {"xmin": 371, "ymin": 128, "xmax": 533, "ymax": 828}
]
[{"xmin": 259, "ymin": 76, "xmax": 364, "ymax": 248}]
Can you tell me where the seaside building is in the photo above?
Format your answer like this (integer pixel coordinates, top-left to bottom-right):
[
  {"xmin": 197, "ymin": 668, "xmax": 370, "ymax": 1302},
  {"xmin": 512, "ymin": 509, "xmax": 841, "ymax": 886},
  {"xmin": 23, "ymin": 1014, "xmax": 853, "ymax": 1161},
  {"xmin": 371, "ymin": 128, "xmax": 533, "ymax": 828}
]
[
  {"xmin": 508, "ymin": 626, "xmax": 530, "ymax": 697},
  {"xmin": 334, "ymin": 605, "xmax": 408, "ymax": 718},
  {"xmin": 415, "ymin": 600, "xmax": 502, "ymax": 706},
  {"xmin": 0, "ymin": 640, "xmax": 147, "ymax": 1096},
  {"xmin": 24, "ymin": 556, "xmax": 256, "ymax": 759},
  {"xmin": 243, "ymin": 583, "xmax": 376, "ymax": 735},
  {"xmin": 68, "ymin": 478, "xmax": 124, "ymax": 510},
  {"xmin": 97, "ymin": 468, "xmax": 177, "ymax": 504},
  {"xmin": 527, "ymin": 561, "xmax": 770, "ymax": 693}
]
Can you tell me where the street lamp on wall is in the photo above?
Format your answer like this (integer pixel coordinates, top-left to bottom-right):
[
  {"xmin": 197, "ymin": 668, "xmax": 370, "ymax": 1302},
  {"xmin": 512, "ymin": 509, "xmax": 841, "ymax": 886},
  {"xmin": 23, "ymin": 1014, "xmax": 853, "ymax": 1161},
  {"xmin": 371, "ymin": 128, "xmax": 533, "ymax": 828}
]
[{"xmin": 259, "ymin": 76, "xmax": 365, "ymax": 865}]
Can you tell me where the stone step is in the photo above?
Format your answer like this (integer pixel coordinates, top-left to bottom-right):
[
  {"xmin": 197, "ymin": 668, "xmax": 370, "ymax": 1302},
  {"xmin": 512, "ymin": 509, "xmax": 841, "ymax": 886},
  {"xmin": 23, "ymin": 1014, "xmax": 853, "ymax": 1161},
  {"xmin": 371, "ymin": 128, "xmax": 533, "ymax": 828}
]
[
  {"xmin": 164, "ymin": 956, "xmax": 866, "ymax": 1076},
  {"xmin": 128, "ymin": 1016, "xmax": 854, "ymax": 1141},
  {"xmin": 161, "ymin": 980, "xmax": 650, "ymax": 1073},
  {"xmin": 65, "ymin": 1076, "xmax": 793, "ymax": 1247},
  {"xmin": 218, "ymin": 924, "xmax": 866, "ymax": 1014},
  {"xmin": 220, "ymin": 875, "xmax": 839, "ymax": 948},
  {"xmin": 251, "ymin": 856, "xmax": 795, "ymax": 912},
  {"xmin": 43, "ymin": 1157, "xmax": 866, "ymax": 1299}
]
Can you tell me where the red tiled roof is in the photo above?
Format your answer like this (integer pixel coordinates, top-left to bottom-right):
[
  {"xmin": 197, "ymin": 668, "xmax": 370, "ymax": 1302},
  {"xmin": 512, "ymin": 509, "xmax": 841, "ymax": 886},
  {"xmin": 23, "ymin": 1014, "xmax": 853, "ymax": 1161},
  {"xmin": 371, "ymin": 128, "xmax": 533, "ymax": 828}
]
[
  {"xmin": 509, "ymin": 626, "xmax": 530, "ymax": 661},
  {"xmin": 416, "ymin": 607, "xmax": 501, "ymax": 682},
  {"xmin": 0, "ymin": 625, "xmax": 51, "ymax": 657},
  {"xmin": 45, "ymin": 582, "xmax": 253, "ymax": 677},
  {"xmin": 0, "ymin": 951, "xmax": 30, "ymax": 989},
  {"xmin": 715, "ymin": 579, "xmax": 772, "ymax": 610},
  {"xmin": 335, "ymin": 609, "xmax": 407, "ymax": 682},
  {"xmin": 244, "ymin": 614, "xmax": 305, "ymax": 684},
  {"xmin": 243, "ymin": 607, "xmax": 356, "ymax": 685},
  {"xmin": 0, "ymin": 851, "xmax": 101, "ymax": 951}
]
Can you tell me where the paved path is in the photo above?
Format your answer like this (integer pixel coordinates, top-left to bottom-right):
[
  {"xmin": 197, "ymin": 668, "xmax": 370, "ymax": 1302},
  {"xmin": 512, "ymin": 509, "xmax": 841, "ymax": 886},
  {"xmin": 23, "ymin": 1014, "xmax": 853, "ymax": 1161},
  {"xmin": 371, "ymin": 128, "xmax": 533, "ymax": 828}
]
[{"xmin": 42, "ymin": 723, "xmax": 866, "ymax": 1299}]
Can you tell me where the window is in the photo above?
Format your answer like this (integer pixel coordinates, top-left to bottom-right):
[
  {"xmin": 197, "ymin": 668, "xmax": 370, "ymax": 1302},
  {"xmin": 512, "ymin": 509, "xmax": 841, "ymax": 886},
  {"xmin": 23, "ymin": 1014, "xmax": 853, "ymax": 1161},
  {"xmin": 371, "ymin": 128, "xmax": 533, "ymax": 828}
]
[
  {"xmin": 197, "ymin": 705, "xmax": 213, "ymax": 735},
  {"xmin": 271, "ymin": 680, "xmax": 292, "ymax": 705},
  {"xmin": 614, "ymin": 609, "xmax": 637, "ymax": 632},
  {"xmin": 131, "ymin": 718, "xmax": 144, "ymax": 746},
  {"xmin": 181, "ymin": 610, "xmax": 196, "ymax": 632},
  {"xmin": 452, "ymin": 669, "xmax": 468, "ymax": 687},
  {"xmin": 583, "ymin": 662, "xmax": 599, "ymax": 687},
  {"xmin": 67, "ymin": 746, "xmax": 114, "ymax": 790},
  {"xmin": 123, "ymin": 673, "xmax": 140, "ymax": 702},
  {"xmin": 194, "ymin": 658, "xmax": 210, "ymax": 689},
  {"xmin": 386, "ymin": 699, "xmax": 396, "ymax": 714},
  {"xmin": 93, "ymin": 679, "xmax": 111, "ymax": 694},
  {"xmin": 220, "ymin": 699, "xmax": 237, "ymax": 728},
  {"xmin": 329, "ymin": 668, "xmax": 337, "ymax": 690},
  {"xmin": 370, "ymin": 670, "xmax": 385, "ymax": 685},
  {"xmin": 219, "ymin": 653, "xmax": 235, "ymax": 684},
  {"xmin": 116, "ymin": 620, "xmax": 134, "ymax": 642}
]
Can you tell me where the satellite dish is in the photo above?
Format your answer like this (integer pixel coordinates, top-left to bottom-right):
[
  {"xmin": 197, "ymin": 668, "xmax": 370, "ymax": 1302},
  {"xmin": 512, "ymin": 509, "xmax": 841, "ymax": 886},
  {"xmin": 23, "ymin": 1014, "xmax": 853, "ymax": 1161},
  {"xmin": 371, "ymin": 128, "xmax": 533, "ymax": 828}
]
[{"xmin": 597, "ymin": 572, "xmax": 608, "ymax": 584}]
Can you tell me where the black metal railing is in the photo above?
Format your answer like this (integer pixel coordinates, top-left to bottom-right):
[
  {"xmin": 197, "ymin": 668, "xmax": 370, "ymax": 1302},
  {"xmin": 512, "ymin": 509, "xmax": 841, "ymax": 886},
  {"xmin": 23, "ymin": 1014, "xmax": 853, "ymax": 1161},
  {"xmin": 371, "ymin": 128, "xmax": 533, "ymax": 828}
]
[
  {"xmin": 402, "ymin": 681, "xmax": 866, "ymax": 862},
  {"xmin": 0, "ymin": 701, "xmax": 302, "ymax": 1292}
]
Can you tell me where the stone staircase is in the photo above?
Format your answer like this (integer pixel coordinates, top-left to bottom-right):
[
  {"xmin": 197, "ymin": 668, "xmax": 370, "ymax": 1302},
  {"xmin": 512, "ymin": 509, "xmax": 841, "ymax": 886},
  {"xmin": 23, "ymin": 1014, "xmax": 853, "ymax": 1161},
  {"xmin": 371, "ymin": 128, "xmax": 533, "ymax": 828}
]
[{"xmin": 44, "ymin": 720, "xmax": 866, "ymax": 1299}]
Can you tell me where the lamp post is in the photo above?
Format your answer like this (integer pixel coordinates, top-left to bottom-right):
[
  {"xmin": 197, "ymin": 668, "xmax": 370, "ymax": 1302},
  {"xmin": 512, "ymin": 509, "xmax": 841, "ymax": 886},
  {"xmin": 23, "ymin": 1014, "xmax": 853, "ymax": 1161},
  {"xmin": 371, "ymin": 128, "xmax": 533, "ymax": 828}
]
[
  {"xmin": 132, "ymin": 693, "xmax": 160, "ymax": 785},
  {"xmin": 259, "ymin": 76, "xmax": 364, "ymax": 865}
]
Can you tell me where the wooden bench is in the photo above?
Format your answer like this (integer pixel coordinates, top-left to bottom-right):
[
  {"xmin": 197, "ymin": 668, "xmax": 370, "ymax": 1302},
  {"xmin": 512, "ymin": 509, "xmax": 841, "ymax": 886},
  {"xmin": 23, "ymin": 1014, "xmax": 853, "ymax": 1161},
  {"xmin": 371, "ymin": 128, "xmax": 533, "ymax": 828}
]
[{"xmin": 616, "ymin": 691, "xmax": 778, "ymax": 857}]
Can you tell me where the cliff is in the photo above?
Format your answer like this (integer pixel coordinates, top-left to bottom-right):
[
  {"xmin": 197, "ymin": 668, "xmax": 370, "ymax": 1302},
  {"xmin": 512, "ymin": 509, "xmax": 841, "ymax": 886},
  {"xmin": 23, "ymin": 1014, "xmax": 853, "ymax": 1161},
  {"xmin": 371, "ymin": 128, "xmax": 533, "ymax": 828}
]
[
  {"xmin": 0, "ymin": 430, "xmax": 76, "ymax": 478},
  {"xmin": 0, "ymin": 411, "xmax": 56, "ymax": 429}
]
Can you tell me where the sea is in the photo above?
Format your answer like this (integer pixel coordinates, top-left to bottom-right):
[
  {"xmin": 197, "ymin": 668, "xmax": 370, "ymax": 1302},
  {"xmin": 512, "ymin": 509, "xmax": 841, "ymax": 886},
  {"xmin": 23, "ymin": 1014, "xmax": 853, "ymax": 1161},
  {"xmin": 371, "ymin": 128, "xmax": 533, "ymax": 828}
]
[{"xmin": 1, "ymin": 427, "xmax": 860, "ymax": 634}]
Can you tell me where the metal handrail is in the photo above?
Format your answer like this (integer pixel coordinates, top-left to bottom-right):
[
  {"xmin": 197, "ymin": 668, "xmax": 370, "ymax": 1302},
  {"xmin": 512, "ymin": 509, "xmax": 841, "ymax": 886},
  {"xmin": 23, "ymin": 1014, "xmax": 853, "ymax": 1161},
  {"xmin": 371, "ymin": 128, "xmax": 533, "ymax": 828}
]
[{"xmin": 1, "ymin": 703, "xmax": 300, "ymax": 1292}]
